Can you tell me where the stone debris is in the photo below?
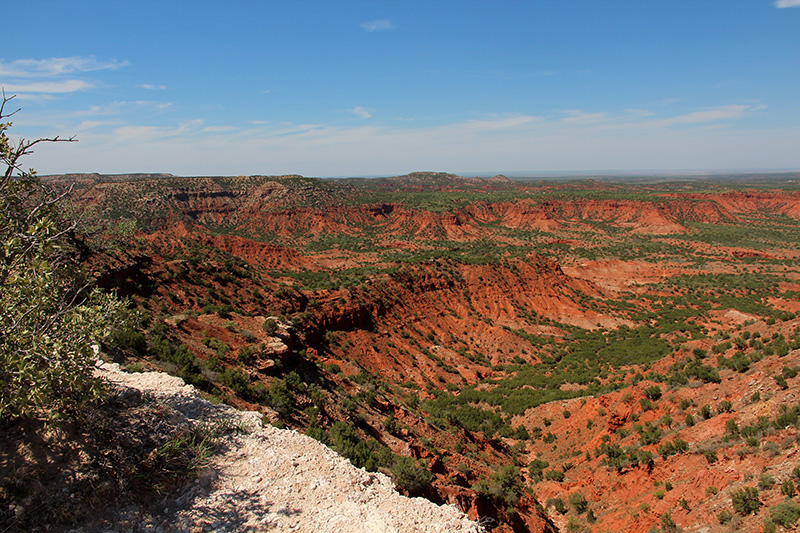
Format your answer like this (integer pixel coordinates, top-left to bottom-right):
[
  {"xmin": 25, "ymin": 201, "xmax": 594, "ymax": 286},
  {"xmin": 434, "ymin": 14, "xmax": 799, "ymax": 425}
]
[{"xmin": 90, "ymin": 363, "xmax": 480, "ymax": 533}]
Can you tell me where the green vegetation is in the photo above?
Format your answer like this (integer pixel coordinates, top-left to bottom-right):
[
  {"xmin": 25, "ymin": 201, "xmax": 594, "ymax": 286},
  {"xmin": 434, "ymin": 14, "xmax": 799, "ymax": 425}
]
[
  {"xmin": 0, "ymin": 100, "xmax": 129, "ymax": 423},
  {"xmin": 731, "ymin": 487, "xmax": 761, "ymax": 516}
]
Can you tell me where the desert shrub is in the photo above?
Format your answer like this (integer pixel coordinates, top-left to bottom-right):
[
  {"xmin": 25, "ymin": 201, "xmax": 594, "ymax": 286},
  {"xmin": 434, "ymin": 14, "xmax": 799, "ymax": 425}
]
[
  {"xmin": 717, "ymin": 509, "xmax": 732, "ymax": 524},
  {"xmin": 328, "ymin": 421, "xmax": 375, "ymax": 470},
  {"xmin": 476, "ymin": 465, "xmax": 522, "ymax": 505},
  {"xmin": 547, "ymin": 497, "xmax": 568, "ymax": 514},
  {"xmin": 758, "ymin": 473, "xmax": 775, "ymax": 491},
  {"xmin": 660, "ymin": 512, "xmax": 678, "ymax": 533},
  {"xmin": 268, "ymin": 380, "xmax": 295, "ymax": 414},
  {"xmin": 529, "ymin": 458, "xmax": 549, "ymax": 481},
  {"xmin": 643, "ymin": 385, "xmax": 662, "ymax": 401},
  {"xmin": 731, "ymin": 487, "xmax": 760, "ymax": 516},
  {"xmin": 262, "ymin": 318, "xmax": 278, "ymax": 336},
  {"xmin": 544, "ymin": 469, "xmax": 565, "ymax": 482},
  {"xmin": 770, "ymin": 500, "xmax": 800, "ymax": 528},
  {"xmin": 702, "ymin": 449, "xmax": 718, "ymax": 464},
  {"xmin": 781, "ymin": 479, "xmax": 796, "ymax": 498},
  {"xmin": 569, "ymin": 492, "xmax": 589, "ymax": 514},
  {"xmin": 725, "ymin": 419, "xmax": 740, "ymax": 437},
  {"xmin": 0, "ymin": 101, "xmax": 130, "ymax": 423},
  {"xmin": 639, "ymin": 422, "xmax": 663, "ymax": 446},
  {"xmin": 389, "ymin": 455, "xmax": 433, "ymax": 494}
]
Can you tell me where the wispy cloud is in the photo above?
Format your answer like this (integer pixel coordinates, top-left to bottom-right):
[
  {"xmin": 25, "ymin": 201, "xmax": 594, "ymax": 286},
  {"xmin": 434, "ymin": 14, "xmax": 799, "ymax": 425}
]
[
  {"xmin": 775, "ymin": 0, "xmax": 800, "ymax": 7},
  {"xmin": 0, "ymin": 56, "xmax": 128, "ymax": 98},
  {"xmin": 559, "ymin": 110, "xmax": 610, "ymax": 124},
  {"xmin": 25, "ymin": 101, "xmax": 790, "ymax": 177},
  {"xmin": 351, "ymin": 106, "xmax": 372, "ymax": 119},
  {"xmin": 360, "ymin": 19, "xmax": 394, "ymax": 32},
  {"xmin": 1, "ymin": 80, "xmax": 94, "ymax": 94},
  {"xmin": 660, "ymin": 104, "xmax": 765, "ymax": 125},
  {"xmin": 0, "ymin": 56, "xmax": 127, "ymax": 78},
  {"xmin": 138, "ymin": 84, "xmax": 166, "ymax": 90}
]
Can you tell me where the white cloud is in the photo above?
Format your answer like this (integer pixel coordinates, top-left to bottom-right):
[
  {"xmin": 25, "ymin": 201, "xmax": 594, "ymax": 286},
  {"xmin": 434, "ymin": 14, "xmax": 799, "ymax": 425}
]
[
  {"xmin": 351, "ymin": 106, "xmax": 372, "ymax": 119},
  {"xmin": 1, "ymin": 80, "xmax": 94, "ymax": 94},
  {"xmin": 775, "ymin": 0, "xmax": 800, "ymax": 7},
  {"xmin": 559, "ymin": 110, "xmax": 610, "ymax": 124},
  {"xmin": 660, "ymin": 104, "xmax": 765, "ymax": 125},
  {"xmin": 360, "ymin": 19, "xmax": 394, "ymax": 32},
  {"xmin": 138, "ymin": 84, "xmax": 166, "ymax": 90},
  {"xmin": 22, "ymin": 102, "xmax": 795, "ymax": 177},
  {"xmin": 460, "ymin": 114, "xmax": 544, "ymax": 132},
  {"xmin": 0, "ymin": 57, "xmax": 128, "ymax": 78}
]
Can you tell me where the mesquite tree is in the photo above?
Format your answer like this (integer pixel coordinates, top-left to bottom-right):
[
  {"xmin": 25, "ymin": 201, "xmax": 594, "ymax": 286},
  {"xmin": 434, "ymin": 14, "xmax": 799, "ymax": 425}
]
[{"xmin": 0, "ymin": 93, "xmax": 129, "ymax": 423}]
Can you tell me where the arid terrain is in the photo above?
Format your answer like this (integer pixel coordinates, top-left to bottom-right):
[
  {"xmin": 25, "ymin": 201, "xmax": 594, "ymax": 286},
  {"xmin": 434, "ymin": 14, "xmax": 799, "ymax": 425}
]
[{"xmin": 41, "ymin": 171, "xmax": 800, "ymax": 531}]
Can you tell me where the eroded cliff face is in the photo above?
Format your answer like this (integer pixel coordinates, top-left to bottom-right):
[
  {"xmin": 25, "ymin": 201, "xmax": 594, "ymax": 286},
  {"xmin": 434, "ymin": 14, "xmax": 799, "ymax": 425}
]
[{"xmin": 67, "ymin": 174, "xmax": 800, "ymax": 532}]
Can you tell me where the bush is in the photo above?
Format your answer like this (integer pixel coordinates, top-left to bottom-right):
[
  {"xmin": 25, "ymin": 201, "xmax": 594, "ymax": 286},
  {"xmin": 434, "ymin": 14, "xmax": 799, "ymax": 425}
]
[
  {"xmin": 770, "ymin": 500, "xmax": 800, "ymax": 528},
  {"xmin": 476, "ymin": 465, "xmax": 522, "ymax": 505},
  {"xmin": 390, "ymin": 455, "xmax": 433, "ymax": 494},
  {"xmin": 660, "ymin": 512, "xmax": 678, "ymax": 533},
  {"xmin": 643, "ymin": 385, "xmax": 662, "ymax": 401},
  {"xmin": 529, "ymin": 458, "xmax": 549, "ymax": 481},
  {"xmin": 781, "ymin": 479, "xmax": 796, "ymax": 498},
  {"xmin": 0, "ymin": 98, "xmax": 130, "ymax": 423},
  {"xmin": 702, "ymin": 449, "xmax": 718, "ymax": 464},
  {"xmin": 758, "ymin": 473, "xmax": 775, "ymax": 491},
  {"xmin": 731, "ymin": 487, "xmax": 760, "ymax": 516},
  {"xmin": 569, "ymin": 492, "xmax": 589, "ymax": 514},
  {"xmin": 262, "ymin": 318, "xmax": 278, "ymax": 336},
  {"xmin": 547, "ymin": 497, "xmax": 568, "ymax": 514}
]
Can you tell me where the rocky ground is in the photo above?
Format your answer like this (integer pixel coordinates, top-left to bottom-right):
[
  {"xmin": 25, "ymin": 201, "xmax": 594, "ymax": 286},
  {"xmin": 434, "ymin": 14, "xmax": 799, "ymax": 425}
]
[{"xmin": 85, "ymin": 363, "xmax": 480, "ymax": 533}]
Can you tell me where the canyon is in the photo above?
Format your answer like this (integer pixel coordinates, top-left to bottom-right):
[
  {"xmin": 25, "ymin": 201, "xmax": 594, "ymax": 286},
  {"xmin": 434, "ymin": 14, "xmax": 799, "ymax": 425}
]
[{"xmin": 51, "ymin": 172, "xmax": 800, "ymax": 531}]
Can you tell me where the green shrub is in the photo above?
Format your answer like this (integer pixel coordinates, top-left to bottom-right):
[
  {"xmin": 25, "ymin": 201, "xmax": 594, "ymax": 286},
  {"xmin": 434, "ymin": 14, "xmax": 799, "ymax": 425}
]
[
  {"xmin": 781, "ymin": 479, "xmax": 796, "ymax": 498},
  {"xmin": 731, "ymin": 487, "xmax": 760, "ymax": 516},
  {"xmin": 0, "ymin": 111, "xmax": 131, "ymax": 423},
  {"xmin": 758, "ymin": 473, "xmax": 775, "ymax": 491},
  {"xmin": 569, "ymin": 492, "xmax": 589, "ymax": 514},
  {"xmin": 660, "ymin": 512, "xmax": 678, "ymax": 533},
  {"xmin": 782, "ymin": 365, "xmax": 798, "ymax": 379},
  {"xmin": 702, "ymin": 449, "xmax": 718, "ymax": 464},
  {"xmin": 643, "ymin": 385, "xmax": 662, "ymax": 401},
  {"xmin": 390, "ymin": 455, "xmax": 433, "ymax": 494},
  {"xmin": 476, "ymin": 465, "xmax": 522, "ymax": 505},
  {"xmin": 770, "ymin": 500, "xmax": 800, "ymax": 528},
  {"xmin": 547, "ymin": 497, "xmax": 568, "ymax": 514},
  {"xmin": 529, "ymin": 458, "xmax": 549, "ymax": 481},
  {"xmin": 262, "ymin": 318, "xmax": 278, "ymax": 336}
]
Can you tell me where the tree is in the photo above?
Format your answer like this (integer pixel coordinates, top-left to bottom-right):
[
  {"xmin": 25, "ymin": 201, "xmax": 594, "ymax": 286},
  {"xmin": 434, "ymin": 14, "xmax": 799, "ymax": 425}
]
[{"xmin": 0, "ymin": 93, "xmax": 129, "ymax": 423}]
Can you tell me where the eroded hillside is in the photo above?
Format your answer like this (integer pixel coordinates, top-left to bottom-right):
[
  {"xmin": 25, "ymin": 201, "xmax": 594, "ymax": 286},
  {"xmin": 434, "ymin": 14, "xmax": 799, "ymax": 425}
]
[{"xmin": 53, "ymin": 171, "xmax": 800, "ymax": 532}]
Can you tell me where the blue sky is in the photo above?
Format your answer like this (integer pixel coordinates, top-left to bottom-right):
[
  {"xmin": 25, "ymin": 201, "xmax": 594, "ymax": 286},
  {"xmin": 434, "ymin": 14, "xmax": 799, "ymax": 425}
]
[{"xmin": 3, "ymin": 1, "xmax": 800, "ymax": 177}]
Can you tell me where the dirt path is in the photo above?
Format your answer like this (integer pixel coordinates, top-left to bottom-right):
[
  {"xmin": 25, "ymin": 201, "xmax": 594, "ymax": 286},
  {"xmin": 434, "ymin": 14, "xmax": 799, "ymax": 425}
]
[{"xmin": 93, "ymin": 363, "xmax": 480, "ymax": 533}]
